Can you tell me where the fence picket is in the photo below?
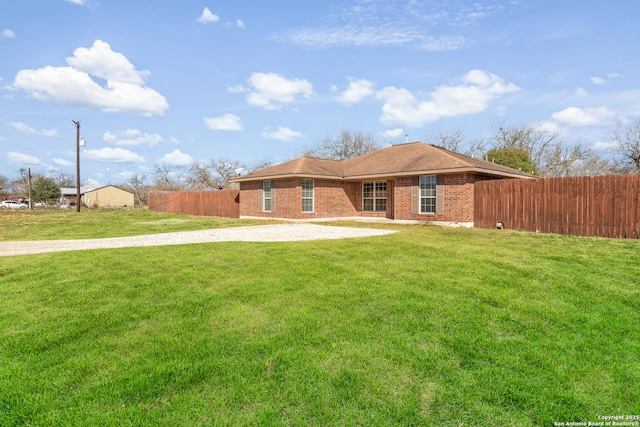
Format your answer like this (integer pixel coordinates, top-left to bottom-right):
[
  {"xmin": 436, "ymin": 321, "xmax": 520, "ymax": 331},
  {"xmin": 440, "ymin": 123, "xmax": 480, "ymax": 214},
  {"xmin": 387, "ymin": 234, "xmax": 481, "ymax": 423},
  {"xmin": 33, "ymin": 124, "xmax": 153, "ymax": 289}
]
[
  {"xmin": 149, "ymin": 190, "xmax": 240, "ymax": 218},
  {"xmin": 474, "ymin": 175, "xmax": 640, "ymax": 239}
]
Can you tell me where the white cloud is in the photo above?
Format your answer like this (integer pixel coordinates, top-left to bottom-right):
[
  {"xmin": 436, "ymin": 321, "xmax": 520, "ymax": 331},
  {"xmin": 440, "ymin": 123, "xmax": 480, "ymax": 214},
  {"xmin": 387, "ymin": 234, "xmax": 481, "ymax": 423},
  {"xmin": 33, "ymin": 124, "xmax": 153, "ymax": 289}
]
[
  {"xmin": 84, "ymin": 147, "xmax": 146, "ymax": 163},
  {"xmin": 420, "ymin": 36, "xmax": 466, "ymax": 51},
  {"xmin": 158, "ymin": 149, "xmax": 193, "ymax": 167},
  {"xmin": 114, "ymin": 171, "xmax": 135, "ymax": 181},
  {"xmin": 237, "ymin": 20, "xmax": 245, "ymax": 29},
  {"xmin": 2, "ymin": 29, "xmax": 15, "ymax": 38},
  {"xmin": 337, "ymin": 78, "xmax": 375, "ymax": 105},
  {"xmin": 274, "ymin": 25, "xmax": 466, "ymax": 50},
  {"xmin": 590, "ymin": 77, "xmax": 605, "ymax": 85},
  {"xmin": 376, "ymin": 69, "xmax": 519, "ymax": 127},
  {"xmin": 7, "ymin": 122, "xmax": 57, "ymax": 136},
  {"xmin": 591, "ymin": 140, "xmax": 618, "ymax": 151},
  {"xmin": 227, "ymin": 84, "xmax": 246, "ymax": 93},
  {"xmin": 53, "ymin": 158, "xmax": 74, "ymax": 167},
  {"xmin": 380, "ymin": 128, "xmax": 405, "ymax": 139},
  {"xmin": 575, "ymin": 87, "xmax": 588, "ymax": 97},
  {"xmin": 261, "ymin": 127, "xmax": 303, "ymax": 142},
  {"xmin": 197, "ymin": 7, "xmax": 220, "ymax": 24},
  {"xmin": 12, "ymin": 40, "xmax": 168, "ymax": 116},
  {"xmin": 245, "ymin": 72, "xmax": 314, "ymax": 110},
  {"xmin": 64, "ymin": 0, "xmax": 85, "ymax": 4},
  {"xmin": 103, "ymin": 129, "xmax": 163, "ymax": 146},
  {"xmin": 85, "ymin": 178, "xmax": 103, "ymax": 187},
  {"xmin": 204, "ymin": 113, "xmax": 243, "ymax": 131},
  {"xmin": 68, "ymin": 40, "xmax": 149, "ymax": 85},
  {"xmin": 550, "ymin": 106, "xmax": 616, "ymax": 127},
  {"xmin": 7, "ymin": 152, "xmax": 45, "ymax": 166},
  {"xmin": 535, "ymin": 120, "xmax": 565, "ymax": 136},
  {"xmin": 269, "ymin": 1, "xmax": 508, "ymax": 50}
]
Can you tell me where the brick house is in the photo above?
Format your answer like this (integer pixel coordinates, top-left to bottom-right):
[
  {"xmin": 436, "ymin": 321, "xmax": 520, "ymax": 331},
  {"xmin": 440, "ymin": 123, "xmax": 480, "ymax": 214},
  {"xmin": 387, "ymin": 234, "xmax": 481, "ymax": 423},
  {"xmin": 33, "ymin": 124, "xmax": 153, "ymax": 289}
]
[{"xmin": 231, "ymin": 142, "xmax": 533, "ymax": 224}]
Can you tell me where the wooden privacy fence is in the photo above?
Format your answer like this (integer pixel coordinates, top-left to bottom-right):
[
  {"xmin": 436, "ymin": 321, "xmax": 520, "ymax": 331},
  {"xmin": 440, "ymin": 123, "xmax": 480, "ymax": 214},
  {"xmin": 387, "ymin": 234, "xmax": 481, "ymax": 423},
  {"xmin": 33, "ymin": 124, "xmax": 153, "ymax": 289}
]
[
  {"xmin": 474, "ymin": 175, "xmax": 640, "ymax": 239},
  {"xmin": 149, "ymin": 190, "xmax": 239, "ymax": 218}
]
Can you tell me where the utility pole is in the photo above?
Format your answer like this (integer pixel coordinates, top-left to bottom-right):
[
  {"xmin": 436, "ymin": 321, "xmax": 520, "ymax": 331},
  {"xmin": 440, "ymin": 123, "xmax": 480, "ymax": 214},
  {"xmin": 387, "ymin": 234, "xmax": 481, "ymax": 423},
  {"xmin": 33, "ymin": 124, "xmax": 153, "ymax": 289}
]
[
  {"xmin": 28, "ymin": 168, "xmax": 32, "ymax": 210},
  {"xmin": 73, "ymin": 120, "xmax": 81, "ymax": 213}
]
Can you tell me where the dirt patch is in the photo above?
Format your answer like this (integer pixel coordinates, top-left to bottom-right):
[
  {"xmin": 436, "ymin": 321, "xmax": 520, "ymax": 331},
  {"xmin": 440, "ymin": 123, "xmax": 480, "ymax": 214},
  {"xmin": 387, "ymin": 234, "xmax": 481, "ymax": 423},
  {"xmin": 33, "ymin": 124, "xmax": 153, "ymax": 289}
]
[{"xmin": 0, "ymin": 223, "xmax": 397, "ymax": 257}]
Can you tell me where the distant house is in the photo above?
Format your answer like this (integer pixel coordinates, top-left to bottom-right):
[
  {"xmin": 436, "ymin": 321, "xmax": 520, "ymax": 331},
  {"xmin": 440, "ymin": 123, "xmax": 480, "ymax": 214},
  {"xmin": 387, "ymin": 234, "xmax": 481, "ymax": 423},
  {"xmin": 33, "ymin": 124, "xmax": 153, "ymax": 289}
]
[
  {"xmin": 60, "ymin": 185, "xmax": 134, "ymax": 208},
  {"xmin": 231, "ymin": 142, "xmax": 533, "ymax": 225},
  {"xmin": 59, "ymin": 187, "xmax": 89, "ymax": 206}
]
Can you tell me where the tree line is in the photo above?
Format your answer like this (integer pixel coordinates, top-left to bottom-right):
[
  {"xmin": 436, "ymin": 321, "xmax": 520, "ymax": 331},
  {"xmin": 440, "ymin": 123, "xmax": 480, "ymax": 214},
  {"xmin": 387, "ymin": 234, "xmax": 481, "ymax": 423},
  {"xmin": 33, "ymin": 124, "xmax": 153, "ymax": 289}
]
[
  {"xmin": 2, "ymin": 119, "xmax": 639, "ymax": 206},
  {"xmin": 0, "ymin": 169, "xmax": 75, "ymax": 205},
  {"xmin": 426, "ymin": 121, "xmax": 636, "ymax": 177}
]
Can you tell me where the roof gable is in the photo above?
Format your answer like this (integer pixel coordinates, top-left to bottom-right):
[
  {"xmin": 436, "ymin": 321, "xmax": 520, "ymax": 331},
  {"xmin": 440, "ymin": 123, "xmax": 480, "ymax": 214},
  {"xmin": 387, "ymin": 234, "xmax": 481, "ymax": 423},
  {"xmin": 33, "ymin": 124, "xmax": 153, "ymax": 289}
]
[{"xmin": 85, "ymin": 185, "xmax": 133, "ymax": 194}]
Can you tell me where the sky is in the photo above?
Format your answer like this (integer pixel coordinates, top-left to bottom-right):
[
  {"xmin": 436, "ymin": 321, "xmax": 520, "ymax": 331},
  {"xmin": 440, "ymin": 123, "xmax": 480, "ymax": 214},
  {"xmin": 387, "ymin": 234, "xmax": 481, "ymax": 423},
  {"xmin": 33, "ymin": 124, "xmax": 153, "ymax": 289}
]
[{"xmin": 1, "ymin": 0, "xmax": 639, "ymax": 185}]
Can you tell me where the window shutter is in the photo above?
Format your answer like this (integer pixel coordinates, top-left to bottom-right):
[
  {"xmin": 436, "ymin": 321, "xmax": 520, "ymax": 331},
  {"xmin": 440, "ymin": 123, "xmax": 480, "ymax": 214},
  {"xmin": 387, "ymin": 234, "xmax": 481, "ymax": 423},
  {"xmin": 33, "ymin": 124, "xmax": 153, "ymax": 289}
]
[
  {"xmin": 270, "ymin": 186, "xmax": 275, "ymax": 212},
  {"xmin": 436, "ymin": 176, "xmax": 444, "ymax": 216},
  {"xmin": 410, "ymin": 176, "xmax": 419, "ymax": 214}
]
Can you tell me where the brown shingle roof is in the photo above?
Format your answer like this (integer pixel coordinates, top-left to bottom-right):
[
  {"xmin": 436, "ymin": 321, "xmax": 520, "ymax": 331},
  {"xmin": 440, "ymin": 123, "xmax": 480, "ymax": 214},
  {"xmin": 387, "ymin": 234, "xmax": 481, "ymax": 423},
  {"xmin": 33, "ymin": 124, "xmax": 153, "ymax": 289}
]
[
  {"xmin": 232, "ymin": 142, "xmax": 534, "ymax": 182},
  {"xmin": 342, "ymin": 142, "xmax": 534, "ymax": 179},
  {"xmin": 236, "ymin": 156, "xmax": 344, "ymax": 180}
]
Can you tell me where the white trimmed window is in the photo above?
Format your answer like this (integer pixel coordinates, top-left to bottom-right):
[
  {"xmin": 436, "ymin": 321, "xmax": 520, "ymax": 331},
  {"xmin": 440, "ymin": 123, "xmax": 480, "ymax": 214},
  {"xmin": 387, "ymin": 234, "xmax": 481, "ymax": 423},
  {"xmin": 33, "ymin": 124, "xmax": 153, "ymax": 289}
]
[
  {"xmin": 263, "ymin": 180, "xmax": 272, "ymax": 212},
  {"xmin": 420, "ymin": 176, "xmax": 436, "ymax": 213},
  {"xmin": 302, "ymin": 179, "xmax": 314, "ymax": 212},
  {"xmin": 363, "ymin": 181, "xmax": 386, "ymax": 212}
]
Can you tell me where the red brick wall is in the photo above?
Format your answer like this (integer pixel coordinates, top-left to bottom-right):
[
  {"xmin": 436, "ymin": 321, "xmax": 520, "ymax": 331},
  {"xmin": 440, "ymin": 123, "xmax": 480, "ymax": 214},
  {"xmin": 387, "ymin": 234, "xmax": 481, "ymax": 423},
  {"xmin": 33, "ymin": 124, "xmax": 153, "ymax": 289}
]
[
  {"xmin": 239, "ymin": 181, "xmax": 262, "ymax": 217},
  {"xmin": 393, "ymin": 173, "xmax": 478, "ymax": 222},
  {"xmin": 241, "ymin": 174, "xmax": 490, "ymax": 222},
  {"xmin": 240, "ymin": 178, "xmax": 358, "ymax": 219}
]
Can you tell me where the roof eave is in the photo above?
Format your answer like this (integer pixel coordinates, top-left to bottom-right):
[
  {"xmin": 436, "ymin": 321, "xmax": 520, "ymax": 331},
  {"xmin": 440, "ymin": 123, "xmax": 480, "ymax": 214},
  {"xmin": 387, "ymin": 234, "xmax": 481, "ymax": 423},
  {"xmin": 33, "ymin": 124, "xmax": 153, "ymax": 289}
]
[
  {"xmin": 231, "ymin": 172, "xmax": 344, "ymax": 183},
  {"xmin": 343, "ymin": 167, "xmax": 535, "ymax": 180}
]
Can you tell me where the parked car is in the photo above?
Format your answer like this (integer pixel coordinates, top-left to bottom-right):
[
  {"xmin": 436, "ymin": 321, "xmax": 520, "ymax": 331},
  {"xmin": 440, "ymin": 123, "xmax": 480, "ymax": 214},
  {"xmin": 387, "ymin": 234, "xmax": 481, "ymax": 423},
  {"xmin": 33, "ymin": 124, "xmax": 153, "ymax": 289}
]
[
  {"xmin": 35, "ymin": 202, "xmax": 46, "ymax": 208},
  {"xmin": 0, "ymin": 200, "xmax": 28, "ymax": 209}
]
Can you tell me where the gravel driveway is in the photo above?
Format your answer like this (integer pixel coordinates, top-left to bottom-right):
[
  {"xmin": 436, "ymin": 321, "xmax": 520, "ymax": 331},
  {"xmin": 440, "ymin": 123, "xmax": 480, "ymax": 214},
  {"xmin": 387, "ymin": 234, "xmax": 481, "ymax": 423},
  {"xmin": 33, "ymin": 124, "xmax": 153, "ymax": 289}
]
[{"xmin": 0, "ymin": 224, "xmax": 397, "ymax": 257}]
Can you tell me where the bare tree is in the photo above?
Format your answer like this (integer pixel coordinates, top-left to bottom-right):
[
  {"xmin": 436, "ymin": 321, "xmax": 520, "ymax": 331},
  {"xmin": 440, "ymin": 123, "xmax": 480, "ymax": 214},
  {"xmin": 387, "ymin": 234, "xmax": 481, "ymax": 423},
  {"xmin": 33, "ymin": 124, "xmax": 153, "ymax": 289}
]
[
  {"xmin": 0, "ymin": 174, "xmax": 10, "ymax": 199},
  {"xmin": 212, "ymin": 159, "xmax": 245, "ymax": 189},
  {"xmin": 304, "ymin": 130, "xmax": 379, "ymax": 160},
  {"xmin": 609, "ymin": 119, "xmax": 640, "ymax": 173},
  {"xmin": 541, "ymin": 142, "xmax": 619, "ymax": 177},
  {"xmin": 153, "ymin": 164, "xmax": 185, "ymax": 191},
  {"xmin": 186, "ymin": 162, "xmax": 218, "ymax": 190},
  {"xmin": 185, "ymin": 159, "xmax": 246, "ymax": 190},
  {"xmin": 490, "ymin": 121, "xmax": 559, "ymax": 172},
  {"xmin": 426, "ymin": 129, "xmax": 487, "ymax": 158},
  {"xmin": 573, "ymin": 152, "xmax": 620, "ymax": 177},
  {"xmin": 49, "ymin": 171, "xmax": 75, "ymax": 188},
  {"xmin": 125, "ymin": 174, "xmax": 149, "ymax": 206},
  {"xmin": 10, "ymin": 168, "xmax": 30, "ymax": 199},
  {"xmin": 249, "ymin": 160, "xmax": 272, "ymax": 173},
  {"xmin": 427, "ymin": 129, "xmax": 464, "ymax": 152}
]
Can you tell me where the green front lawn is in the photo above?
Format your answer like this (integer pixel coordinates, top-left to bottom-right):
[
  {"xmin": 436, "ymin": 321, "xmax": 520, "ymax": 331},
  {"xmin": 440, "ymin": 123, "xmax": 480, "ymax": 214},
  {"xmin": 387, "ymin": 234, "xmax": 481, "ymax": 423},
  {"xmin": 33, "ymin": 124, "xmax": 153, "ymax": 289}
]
[
  {"xmin": 0, "ymin": 209, "xmax": 273, "ymax": 241},
  {"xmin": 0, "ymin": 210, "xmax": 638, "ymax": 426}
]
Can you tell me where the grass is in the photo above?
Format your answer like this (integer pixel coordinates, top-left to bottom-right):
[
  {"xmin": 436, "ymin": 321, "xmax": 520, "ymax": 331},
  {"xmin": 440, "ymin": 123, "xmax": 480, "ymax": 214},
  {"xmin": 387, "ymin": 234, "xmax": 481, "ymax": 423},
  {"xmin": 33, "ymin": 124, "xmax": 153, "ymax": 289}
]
[
  {"xmin": 0, "ymin": 209, "xmax": 274, "ymax": 241},
  {"xmin": 0, "ymin": 210, "xmax": 638, "ymax": 425}
]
